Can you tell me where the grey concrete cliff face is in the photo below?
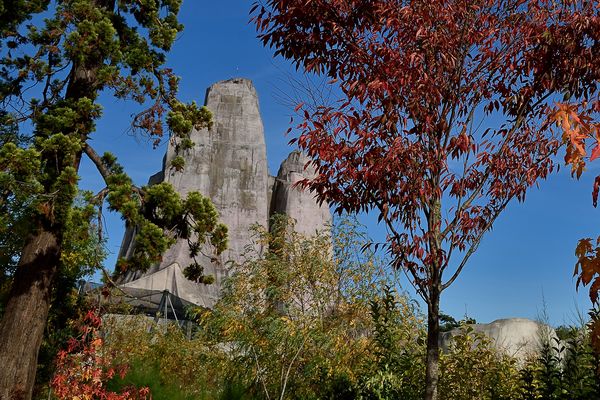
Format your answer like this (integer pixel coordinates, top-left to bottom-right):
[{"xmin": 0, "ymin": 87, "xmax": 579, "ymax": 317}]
[
  {"xmin": 118, "ymin": 78, "xmax": 332, "ymax": 309},
  {"xmin": 440, "ymin": 318, "xmax": 562, "ymax": 363},
  {"xmin": 270, "ymin": 151, "xmax": 332, "ymax": 235},
  {"xmin": 164, "ymin": 77, "xmax": 270, "ymax": 264},
  {"xmin": 119, "ymin": 78, "xmax": 269, "ymax": 308}
]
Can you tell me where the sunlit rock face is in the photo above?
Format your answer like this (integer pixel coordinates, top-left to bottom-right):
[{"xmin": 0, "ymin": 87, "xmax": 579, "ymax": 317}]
[
  {"xmin": 117, "ymin": 78, "xmax": 331, "ymax": 309},
  {"xmin": 440, "ymin": 318, "xmax": 562, "ymax": 362},
  {"xmin": 168, "ymin": 77, "xmax": 270, "ymax": 270},
  {"xmin": 270, "ymin": 150, "xmax": 332, "ymax": 235},
  {"xmin": 118, "ymin": 78, "xmax": 269, "ymax": 307}
]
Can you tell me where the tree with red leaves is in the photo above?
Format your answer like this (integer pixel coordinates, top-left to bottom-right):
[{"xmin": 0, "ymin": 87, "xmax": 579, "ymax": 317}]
[{"xmin": 253, "ymin": 0, "xmax": 598, "ymax": 398}]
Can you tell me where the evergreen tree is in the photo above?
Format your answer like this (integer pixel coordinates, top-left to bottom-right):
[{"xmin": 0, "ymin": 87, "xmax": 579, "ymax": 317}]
[{"xmin": 0, "ymin": 1, "xmax": 227, "ymax": 398}]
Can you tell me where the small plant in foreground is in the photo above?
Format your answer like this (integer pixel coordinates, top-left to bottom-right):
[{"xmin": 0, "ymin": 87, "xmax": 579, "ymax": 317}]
[{"xmin": 51, "ymin": 310, "xmax": 149, "ymax": 400}]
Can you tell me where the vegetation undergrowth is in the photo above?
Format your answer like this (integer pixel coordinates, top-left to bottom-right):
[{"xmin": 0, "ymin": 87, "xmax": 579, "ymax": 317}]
[{"xmin": 51, "ymin": 216, "xmax": 598, "ymax": 400}]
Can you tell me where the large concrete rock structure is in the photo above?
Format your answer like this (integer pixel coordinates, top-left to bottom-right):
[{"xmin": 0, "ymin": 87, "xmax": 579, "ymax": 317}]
[
  {"xmin": 270, "ymin": 151, "xmax": 332, "ymax": 236},
  {"xmin": 117, "ymin": 78, "xmax": 331, "ymax": 310},
  {"xmin": 440, "ymin": 318, "xmax": 562, "ymax": 363}
]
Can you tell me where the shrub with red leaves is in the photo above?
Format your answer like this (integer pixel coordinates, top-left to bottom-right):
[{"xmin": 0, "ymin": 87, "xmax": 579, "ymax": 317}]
[{"xmin": 51, "ymin": 310, "xmax": 150, "ymax": 400}]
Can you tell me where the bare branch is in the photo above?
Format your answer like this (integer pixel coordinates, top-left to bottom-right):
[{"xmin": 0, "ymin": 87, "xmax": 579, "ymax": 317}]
[
  {"xmin": 252, "ymin": 347, "xmax": 271, "ymax": 400},
  {"xmin": 83, "ymin": 143, "xmax": 111, "ymax": 181},
  {"xmin": 279, "ymin": 335, "xmax": 307, "ymax": 400},
  {"xmin": 440, "ymin": 93, "xmax": 541, "ymax": 241},
  {"xmin": 441, "ymin": 201, "xmax": 507, "ymax": 291},
  {"xmin": 83, "ymin": 144, "xmax": 144, "ymax": 198}
]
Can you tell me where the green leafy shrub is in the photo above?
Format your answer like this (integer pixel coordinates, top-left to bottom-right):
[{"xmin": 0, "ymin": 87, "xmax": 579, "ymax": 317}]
[
  {"xmin": 519, "ymin": 325, "xmax": 600, "ymax": 400},
  {"xmin": 103, "ymin": 316, "xmax": 226, "ymax": 400},
  {"xmin": 204, "ymin": 217, "xmax": 366, "ymax": 399},
  {"xmin": 353, "ymin": 285, "xmax": 425, "ymax": 400},
  {"xmin": 439, "ymin": 325, "xmax": 522, "ymax": 400},
  {"xmin": 201, "ymin": 215, "xmax": 402, "ymax": 400},
  {"xmin": 106, "ymin": 361, "xmax": 195, "ymax": 400}
]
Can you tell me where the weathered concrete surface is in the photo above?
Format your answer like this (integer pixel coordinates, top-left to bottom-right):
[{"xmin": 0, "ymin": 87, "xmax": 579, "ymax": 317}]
[
  {"xmin": 270, "ymin": 151, "xmax": 331, "ymax": 235},
  {"xmin": 118, "ymin": 78, "xmax": 333, "ymax": 309},
  {"xmin": 440, "ymin": 318, "xmax": 561, "ymax": 362},
  {"xmin": 164, "ymin": 77, "xmax": 270, "ymax": 262},
  {"xmin": 119, "ymin": 78, "xmax": 270, "ymax": 307}
]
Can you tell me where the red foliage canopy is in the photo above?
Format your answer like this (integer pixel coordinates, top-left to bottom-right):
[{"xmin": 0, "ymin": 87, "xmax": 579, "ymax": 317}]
[{"xmin": 254, "ymin": 0, "xmax": 598, "ymax": 301}]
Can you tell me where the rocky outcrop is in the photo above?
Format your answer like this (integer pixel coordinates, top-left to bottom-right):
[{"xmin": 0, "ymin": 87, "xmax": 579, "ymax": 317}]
[
  {"xmin": 270, "ymin": 151, "xmax": 331, "ymax": 235},
  {"xmin": 117, "ymin": 78, "xmax": 331, "ymax": 309},
  {"xmin": 440, "ymin": 318, "xmax": 562, "ymax": 362}
]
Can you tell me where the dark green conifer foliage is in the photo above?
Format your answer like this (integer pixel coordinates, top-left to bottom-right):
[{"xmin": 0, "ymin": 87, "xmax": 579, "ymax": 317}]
[
  {"xmin": 0, "ymin": 1, "xmax": 227, "ymax": 398},
  {"xmin": 519, "ymin": 327, "xmax": 600, "ymax": 400}
]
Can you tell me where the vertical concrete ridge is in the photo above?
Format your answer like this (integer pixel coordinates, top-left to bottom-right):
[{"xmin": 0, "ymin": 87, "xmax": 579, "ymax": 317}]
[
  {"xmin": 118, "ymin": 78, "xmax": 331, "ymax": 309},
  {"xmin": 270, "ymin": 150, "xmax": 331, "ymax": 236}
]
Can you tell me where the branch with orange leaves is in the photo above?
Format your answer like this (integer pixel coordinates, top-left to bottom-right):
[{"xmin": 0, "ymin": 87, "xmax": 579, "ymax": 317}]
[
  {"xmin": 552, "ymin": 101, "xmax": 600, "ymax": 353},
  {"xmin": 551, "ymin": 102, "xmax": 600, "ymax": 202},
  {"xmin": 575, "ymin": 238, "xmax": 600, "ymax": 305}
]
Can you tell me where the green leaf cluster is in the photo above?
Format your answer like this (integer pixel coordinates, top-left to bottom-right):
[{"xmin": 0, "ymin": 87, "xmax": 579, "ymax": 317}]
[
  {"xmin": 111, "ymin": 180, "xmax": 228, "ymax": 276},
  {"xmin": 0, "ymin": 120, "xmax": 41, "ymax": 274},
  {"xmin": 518, "ymin": 329, "xmax": 600, "ymax": 400},
  {"xmin": 438, "ymin": 325, "xmax": 522, "ymax": 400},
  {"xmin": 168, "ymin": 101, "xmax": 212, "ymax": 138},
  {"xmin": 0, "ymin": 0, "xmax": 49, "ymax": 34}
]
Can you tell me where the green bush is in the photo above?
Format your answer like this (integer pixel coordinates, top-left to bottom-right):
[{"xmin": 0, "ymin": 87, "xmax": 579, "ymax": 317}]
[
  {"xmin": 203, "ymin": 216, "xmax": 378, "ymax": 400},
  {"xmin": 353, "ymin": 285, "xmax": 425, "ymax": 400},
  {"xmin": 103, "ymin": 316, "xmax": 227, "ymax": 399},
  {"xmin": 106, "ymin": 360, "xmax": 194, "ymax": 400},
  {"xmin": 439, "ymin": 325, "xmax": 522, "ymax": 400},
  {"xmin": 519, "ymin": 326, "xmax": 600, "ymax": 400}
]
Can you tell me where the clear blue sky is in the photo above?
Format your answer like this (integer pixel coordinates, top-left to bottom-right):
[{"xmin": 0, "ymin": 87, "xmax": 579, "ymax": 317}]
[{"xmin": 79, "ymin": 0, "xmax": 596, "ymax": 327}]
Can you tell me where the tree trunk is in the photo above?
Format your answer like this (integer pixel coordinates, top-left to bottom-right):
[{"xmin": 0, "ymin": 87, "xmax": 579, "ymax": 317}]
[
  {"xmin": 424, "ymin": 284, "xmax": 441, "ymax": 400},
  {"xmin": 0, "ymin": 2, "xmax": 116, "ymax": 398},
  {"xmin": 0, "ymin": 229, "xmax": 61, "ymax": 400}
]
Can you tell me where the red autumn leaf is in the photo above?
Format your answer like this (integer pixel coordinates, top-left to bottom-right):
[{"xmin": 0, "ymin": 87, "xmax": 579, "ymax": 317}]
[
  {"xmin": 590, "ymin": 278, "xmax": 600, "ymax": 304},
  {"xmin": 590, "ymin": 145, "xmax": 600, "ymax": 161},
  {"xmin": 51, "ymin": 310, "xmax": 150, "ymax": 400}
]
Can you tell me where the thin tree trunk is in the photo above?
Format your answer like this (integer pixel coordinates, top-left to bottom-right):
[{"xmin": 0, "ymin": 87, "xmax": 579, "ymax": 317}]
[
  {"xmin": 424, "ymin": 283, "xmax": 441, "ymax": 400},
  {"xmin": 0, "ymin": 229, "xmax": 61, "ymax": 400},
  {"xmin": 424, "ymin": 170, "xmax": 443, "ymax": 400}
]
